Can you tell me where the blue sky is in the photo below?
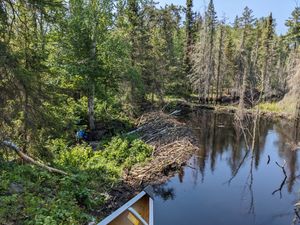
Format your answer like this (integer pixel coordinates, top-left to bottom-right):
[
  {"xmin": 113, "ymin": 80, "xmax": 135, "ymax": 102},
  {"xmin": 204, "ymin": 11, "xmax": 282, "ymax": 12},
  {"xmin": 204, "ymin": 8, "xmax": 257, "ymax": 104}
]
[{"xmin": 158, "ymin": 0, "xmax": 297, "ymax": 34}]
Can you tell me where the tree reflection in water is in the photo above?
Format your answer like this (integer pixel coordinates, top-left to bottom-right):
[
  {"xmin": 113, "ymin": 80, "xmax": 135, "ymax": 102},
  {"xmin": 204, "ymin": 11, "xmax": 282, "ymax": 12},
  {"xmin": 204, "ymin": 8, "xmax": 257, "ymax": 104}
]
[
  {"xmin": 186, "ymin": 110, "xmax": 300, "ymax": 223},
  {"xmin": 152, "ymin": 184, "xmax": 176, "ymax": 201},
  {"xmin": 153, "ymin": 110, "xmax": 300, "ymax": 225}
]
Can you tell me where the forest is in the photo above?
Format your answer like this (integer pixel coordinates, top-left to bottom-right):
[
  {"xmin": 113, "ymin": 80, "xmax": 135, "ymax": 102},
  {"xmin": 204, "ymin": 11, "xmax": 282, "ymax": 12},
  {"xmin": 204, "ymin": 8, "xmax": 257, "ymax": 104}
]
[{"xmin": 1, "ymin": 0, "xmax": 300, "ymax": 224}]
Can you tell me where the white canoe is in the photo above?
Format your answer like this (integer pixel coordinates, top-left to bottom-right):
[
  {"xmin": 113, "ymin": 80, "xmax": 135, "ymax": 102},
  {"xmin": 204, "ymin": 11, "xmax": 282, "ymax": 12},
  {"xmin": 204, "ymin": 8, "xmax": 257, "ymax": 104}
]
[{"xmin": 98, "ymin": 189, "xmax": 154, "ymax": 225}]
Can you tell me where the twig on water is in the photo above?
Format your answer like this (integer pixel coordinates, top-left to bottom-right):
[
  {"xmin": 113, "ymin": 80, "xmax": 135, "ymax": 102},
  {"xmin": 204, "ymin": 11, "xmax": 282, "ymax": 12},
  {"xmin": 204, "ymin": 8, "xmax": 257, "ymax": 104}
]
[{"xmin": 272, "ymin": 161, "xmax": 287, "ymax": 198}]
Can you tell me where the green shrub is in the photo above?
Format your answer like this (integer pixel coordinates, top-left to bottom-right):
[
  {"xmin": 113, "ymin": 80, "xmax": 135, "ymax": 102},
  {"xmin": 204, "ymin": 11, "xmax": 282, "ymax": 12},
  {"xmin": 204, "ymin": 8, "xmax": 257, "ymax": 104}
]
[
  {"xmin": 0, "ymin": 164, "xmax": 92, "ymax": 225},
  {"xmin": 101, "ymin": 136, "xmax": 153, "ymax": 169},
  {"xmin": 46, "ymin": 138, "xmax": 68, "ymax": 156},
  {"xmin": 55, "ymin": 144, "xmax": 93, "ymax": 170},
  {"xmin": 0, "ymin": 135, "xmax": 152, "ymax": 225}
]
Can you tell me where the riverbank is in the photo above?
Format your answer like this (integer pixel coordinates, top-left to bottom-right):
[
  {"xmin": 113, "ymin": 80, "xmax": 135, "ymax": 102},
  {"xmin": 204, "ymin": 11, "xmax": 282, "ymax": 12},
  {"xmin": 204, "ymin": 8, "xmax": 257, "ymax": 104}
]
[
  {"xmin": 0, "ymin": 108, "xmax": 200, "ymax": 225},
  {"xmin": 2, "ymin": 101, "xmax": 294, "ymax": 224},
  {"xmin": 162, "ymin": 96, "xmax": 295, "ymax": 121},
  {"xmin": 97, "ymin": 102, "xmax": 296, "ymax": 221},
  {"xmin": 201, "ymin": 104, "xmax": 293, "ymax": 120},
  {"xmin": 98, "ymin": 111, "xmax": 199, "ymax": 219}
]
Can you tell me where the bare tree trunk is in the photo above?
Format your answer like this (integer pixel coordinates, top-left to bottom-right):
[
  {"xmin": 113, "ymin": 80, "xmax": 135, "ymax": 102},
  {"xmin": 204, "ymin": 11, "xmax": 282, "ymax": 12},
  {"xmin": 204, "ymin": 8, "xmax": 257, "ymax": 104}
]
[
  {"xmin": 88, "ymin": 83, "xmax": 95, "ymax": 130},
  {"xmin": 251, "ymin": 33, "xmax": 259, "ymax": 89},
  {"xmin": 238, "ymin": 57, "xmax": 248, "ymax": 119},
  {"xmin": 236, "ymin": 28, "xmax": 246, "ymax": 99},
  {"xmin": 216, "ymin": 25, "xmax": 224, "ymax": 103},
  {"xmin": 261, "ymin": 55, "xmax": 268, "ymax": 101},
  {"xmin": 296, "ymin": 97, "xmax": 300, "ymax": 122},
  {"xmin": 89, "ymin": 16, "xmax": 97, "ymax": 131},
  {"xmin": 208, "ymin": 34, "xmax": 215, "ymax": 104},
  {"xmin": 22, "ymin": 88, "xmax": 29, "ymax": 153},
  {"xmin": 294, "ymin": 91, "xmax": 300, "ymax": 142}
]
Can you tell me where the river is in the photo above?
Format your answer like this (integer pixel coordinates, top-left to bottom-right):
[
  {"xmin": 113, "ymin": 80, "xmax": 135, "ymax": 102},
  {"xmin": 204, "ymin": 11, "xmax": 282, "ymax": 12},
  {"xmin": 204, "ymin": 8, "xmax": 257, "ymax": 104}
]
[{"xmin": 152, "ymin": 110, "xmax": 300, "ymax": 225}]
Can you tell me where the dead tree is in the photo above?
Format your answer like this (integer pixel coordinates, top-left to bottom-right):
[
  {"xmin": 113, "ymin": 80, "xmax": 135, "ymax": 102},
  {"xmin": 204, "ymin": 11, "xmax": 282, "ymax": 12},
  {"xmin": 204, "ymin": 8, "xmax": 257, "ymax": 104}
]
[{"xmin": 1, "ymin": 140, "xmax": 68, "ymax": 175}]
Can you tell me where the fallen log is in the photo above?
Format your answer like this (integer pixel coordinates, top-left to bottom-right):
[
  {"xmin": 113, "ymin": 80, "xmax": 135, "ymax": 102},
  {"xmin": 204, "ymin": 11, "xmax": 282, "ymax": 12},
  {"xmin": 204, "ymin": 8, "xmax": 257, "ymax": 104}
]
[{"xmin": 1, "ymin": 140, "xmax": 68, "ymax": 176}]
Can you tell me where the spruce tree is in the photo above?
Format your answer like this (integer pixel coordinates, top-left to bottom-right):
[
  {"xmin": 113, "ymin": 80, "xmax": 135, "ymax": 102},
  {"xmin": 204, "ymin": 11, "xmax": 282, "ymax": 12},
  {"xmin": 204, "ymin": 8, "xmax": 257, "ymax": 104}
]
[
  {"xmin": 285, "ymin": 7, "xmax": 300, "ymax": 50},
  {"xmin": 237, "ymin": 6, "xmax": 255, "ymax": 113},
  {"xmin": 205, "ymin": 0, "xmax": 217, "ymax": 102},
  {"xmin": 184, "ymin": 0, "xmax": 194, "ymax": 74},
  {"xmin": 261, "ymin": 13, "xmax": 275, "ymax": 99}
]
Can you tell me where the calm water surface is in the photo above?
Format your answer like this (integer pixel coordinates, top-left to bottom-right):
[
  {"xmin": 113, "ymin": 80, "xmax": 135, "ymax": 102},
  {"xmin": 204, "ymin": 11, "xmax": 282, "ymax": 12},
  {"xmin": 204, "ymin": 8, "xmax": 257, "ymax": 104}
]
[{"xmin": 153, "ymin": 111, "xmax": 300, "ymax": 225}]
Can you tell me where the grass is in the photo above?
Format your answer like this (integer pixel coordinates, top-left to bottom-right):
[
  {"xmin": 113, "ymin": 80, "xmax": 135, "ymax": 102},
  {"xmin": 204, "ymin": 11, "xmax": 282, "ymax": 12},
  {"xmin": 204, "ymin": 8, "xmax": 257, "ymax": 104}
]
[
  {"xmin": 257, "ymin": 102, "xmax": 283, "ymax": 113},
  {"xmin": 257, "ymin": 101, "xmax": 296, "ymax": 117}
]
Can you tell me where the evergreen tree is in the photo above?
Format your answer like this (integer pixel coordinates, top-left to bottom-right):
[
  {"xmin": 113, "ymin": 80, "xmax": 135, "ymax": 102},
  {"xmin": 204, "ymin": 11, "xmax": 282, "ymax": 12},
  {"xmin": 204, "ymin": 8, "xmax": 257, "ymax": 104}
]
[
  {"xmin": 260, "ymin": 13, "xmax": 275, "ymax": 99},
  {"xmin": 285, "ymin": 7, "xmax": 300, "ymax": 50},
  {"xmin": 63, "ymin": 0, "xmax": 115, "ymax": 130},
  {"xmin": 0, "ymin": 1, "xmax": 64, "ymax": 152},
  {"xmin": 237, "ymin": 6, "xmax": 255, "ymax": 113},
  {"xmin": 224, "ymin": 30, "xmax": 236, "ymax": 93},
  {"xmin": 205, "ymin": 0, "xmax": 217, "ymax": 102},
  {"xmin": 184, "ymin": 0, "xmax": 194, "ymax": 74}
]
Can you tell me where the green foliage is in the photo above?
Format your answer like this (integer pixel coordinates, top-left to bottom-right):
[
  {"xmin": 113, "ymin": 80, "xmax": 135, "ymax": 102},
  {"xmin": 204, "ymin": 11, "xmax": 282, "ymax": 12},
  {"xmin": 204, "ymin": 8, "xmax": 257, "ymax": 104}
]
[
  {"xmin": 46, "ymin": 138, "xmax": 69, "ymax": 156},
  {"xmin": 55, "ymin": 144, "xmax": 94, "ymax": 170},
  {"xmin": 0, "ymin": 135, "xmax": 152, "ymax": 225},
  {"xmin": 0, "ymin": 163, "xmax": 93, "ymax": 225},
  {"xmin": 100, "ymin": 136, "xmax": 153, "ymax": 169},
  {"xmin": 285, "ymin": 7, "xmax": 300, "ymax": 49}
]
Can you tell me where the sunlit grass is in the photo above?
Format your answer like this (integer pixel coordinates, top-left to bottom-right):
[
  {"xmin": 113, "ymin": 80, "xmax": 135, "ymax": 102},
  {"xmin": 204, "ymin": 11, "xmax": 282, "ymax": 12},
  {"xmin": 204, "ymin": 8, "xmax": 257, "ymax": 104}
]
[
  {"xmin": 257, "ymin": 101, "xmax": 295, "ymax": 116},
  {"xmin": 257, "ymin": 102, "xmax": 282, "ymax": 113}
]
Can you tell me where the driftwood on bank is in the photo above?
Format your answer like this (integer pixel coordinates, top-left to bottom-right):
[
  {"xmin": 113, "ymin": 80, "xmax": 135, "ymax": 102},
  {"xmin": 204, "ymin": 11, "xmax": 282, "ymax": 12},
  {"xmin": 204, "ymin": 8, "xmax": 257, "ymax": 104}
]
[{"xmin": 1, "ymin": 140, "xmax": 68, "ymax": 176}]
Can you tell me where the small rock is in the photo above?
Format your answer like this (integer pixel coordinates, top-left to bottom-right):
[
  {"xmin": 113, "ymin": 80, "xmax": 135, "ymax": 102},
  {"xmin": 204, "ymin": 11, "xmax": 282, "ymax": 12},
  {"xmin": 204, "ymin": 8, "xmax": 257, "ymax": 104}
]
[
  {"xmin": 89, "ymin": 141, "xmax": 99, "ymax": 150},
  {"xmin": 9, "ymin": 182, "xmax": 23, "ymax": 194}
]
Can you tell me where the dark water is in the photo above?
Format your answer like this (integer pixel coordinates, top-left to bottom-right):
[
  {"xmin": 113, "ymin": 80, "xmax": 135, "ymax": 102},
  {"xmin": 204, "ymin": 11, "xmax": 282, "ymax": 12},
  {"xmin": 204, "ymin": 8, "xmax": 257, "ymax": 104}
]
[{"xmin": 153, "ymin": 111, "xmax": 300, "ymax": 225}]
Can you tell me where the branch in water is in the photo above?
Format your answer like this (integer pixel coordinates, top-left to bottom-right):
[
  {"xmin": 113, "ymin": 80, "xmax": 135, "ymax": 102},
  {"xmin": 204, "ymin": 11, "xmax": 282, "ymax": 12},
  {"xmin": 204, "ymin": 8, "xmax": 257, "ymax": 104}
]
[
  {"xmin": 272, "ymin": 161, "xmax": 287, "ymax": 198},
  {"xmin": 1, "ymin": 140, "xmax": 68, "ymax": 176}
]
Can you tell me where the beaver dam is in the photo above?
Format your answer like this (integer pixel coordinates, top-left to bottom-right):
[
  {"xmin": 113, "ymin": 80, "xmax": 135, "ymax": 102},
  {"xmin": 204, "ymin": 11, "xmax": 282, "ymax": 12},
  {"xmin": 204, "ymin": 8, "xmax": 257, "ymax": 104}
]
[
  {"xmin": 100, "ymin": 110, "xmax": 300, "ymax": 225},
  {"xmin": 99, "ymin": 111, "xmax": 199, "ymax": 216}
]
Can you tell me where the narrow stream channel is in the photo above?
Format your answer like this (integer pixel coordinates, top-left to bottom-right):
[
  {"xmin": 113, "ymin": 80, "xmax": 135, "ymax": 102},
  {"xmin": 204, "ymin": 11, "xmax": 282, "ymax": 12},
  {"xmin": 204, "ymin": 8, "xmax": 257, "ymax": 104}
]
[{"xmin": 152, "ymin": 111, "xmax": 300, "ymax": 225}]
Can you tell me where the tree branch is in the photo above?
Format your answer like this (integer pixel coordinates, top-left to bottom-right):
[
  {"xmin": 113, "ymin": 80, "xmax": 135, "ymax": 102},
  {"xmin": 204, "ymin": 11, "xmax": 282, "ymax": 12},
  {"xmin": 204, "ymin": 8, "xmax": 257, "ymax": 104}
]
[
  {"xmin": 272, "ymin": 161, "xmax": 287, "ymax": 198},
  {"xmin": 1, "ymin": 140, "xmax": 68, "ymax": 176}
]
